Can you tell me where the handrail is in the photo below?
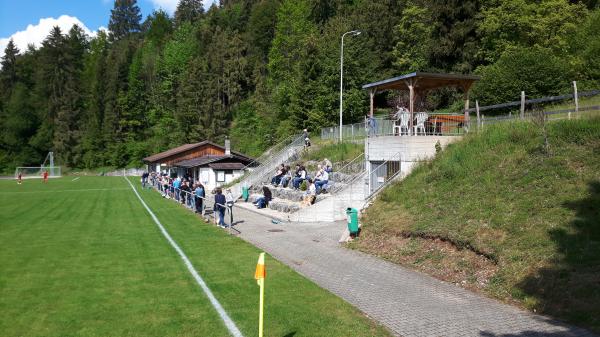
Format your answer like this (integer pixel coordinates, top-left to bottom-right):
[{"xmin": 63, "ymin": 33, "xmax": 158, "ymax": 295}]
[
  {"xmin": 240, "ymin": 133, "xmax": 297, "ymax": 171},
  {"xmin": 148, "ymin": 176, "xmax": 238, "ymax": 234},
  {"xmin": 329, "ymin": 153, "xmax": 366, "ymax": 194},
  {"xmin": 233, "ymin": 133, "xmax": 304, "ymax": 197},
  {"xmin": 363, "ymin": 151, "xmax": 403, "ymax": 201}
]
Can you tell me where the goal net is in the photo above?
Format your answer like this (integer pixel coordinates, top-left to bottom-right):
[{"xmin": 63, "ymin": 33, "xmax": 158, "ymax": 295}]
[
  {"xmin": 14, "ymin": 152, "xmax": 61, "ymax": 179},
  {"xmin": 15, "ymin": 166, "xmax": 62, "ymax": 179}
]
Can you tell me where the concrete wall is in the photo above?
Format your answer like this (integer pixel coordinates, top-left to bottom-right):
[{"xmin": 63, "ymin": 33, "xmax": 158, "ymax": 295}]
[
  {"xmin": 366, "ymin": 135, "xmax": 461, "ymax": 162},
  {"xmin": 194, "ymin": 167, "xmax": 244, "ymax": 191}
]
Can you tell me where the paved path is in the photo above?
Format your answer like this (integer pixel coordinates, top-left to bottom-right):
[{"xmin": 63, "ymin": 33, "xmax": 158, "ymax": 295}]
[{"xmin": 232, "ymin": 206, "xmax": 596, "ymax": 337}]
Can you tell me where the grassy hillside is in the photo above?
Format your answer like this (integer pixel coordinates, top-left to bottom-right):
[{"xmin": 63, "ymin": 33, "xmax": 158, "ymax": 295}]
[{"xmin": 352, "ymin": 117, "xmax": 600, "ymax": 332}]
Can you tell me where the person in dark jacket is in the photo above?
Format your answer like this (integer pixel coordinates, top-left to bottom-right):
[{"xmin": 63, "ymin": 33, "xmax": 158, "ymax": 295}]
[
  {"xmin": 214, "ymin": 188, "xmax": 227, "ymax": 227},
  {"xmin": 254, "ymin": 186, "xmax": 272, "ymax": 209},
  {"xmin": 194, "ymin": 183, "xmax": 205, "ymax": 214}
]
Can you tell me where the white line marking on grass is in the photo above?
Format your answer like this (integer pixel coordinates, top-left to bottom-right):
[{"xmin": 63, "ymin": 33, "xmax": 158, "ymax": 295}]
[
  {"xmin": 0, "ymin": 188, "xmax": 130, "ymax": 194},
  {"xmin": 124, "ymin": 177, "xmax": 244, "ymax": 337},
  {"xmin": 71, "ymin": 177, "xmax": 80, "ymax": 181}
]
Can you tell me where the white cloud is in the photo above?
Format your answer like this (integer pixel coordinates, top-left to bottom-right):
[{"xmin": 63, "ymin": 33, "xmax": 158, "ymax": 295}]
[
  {"xmin": 0, "ymin": 15, "xmax": 104, "ymax": 59},
  {"xmin": 150, "ymin": 0, "xmax": 217, "ymax": 14}
]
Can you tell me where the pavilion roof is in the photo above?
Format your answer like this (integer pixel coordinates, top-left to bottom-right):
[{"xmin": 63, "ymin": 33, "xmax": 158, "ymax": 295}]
[{"xmin": 362, "ymin": 72, "xmax": 480, "ymax": 92}]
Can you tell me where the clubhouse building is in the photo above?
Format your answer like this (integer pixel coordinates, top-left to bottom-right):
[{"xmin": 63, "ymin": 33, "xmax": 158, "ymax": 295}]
[{"xmin": 143, "ymin": 139, "xmax": 255, "ymax": 190}]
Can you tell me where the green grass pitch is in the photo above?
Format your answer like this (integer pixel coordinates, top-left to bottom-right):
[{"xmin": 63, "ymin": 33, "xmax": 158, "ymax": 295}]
[{"xmin": 0, "ymin": 176, "xmax": 390, "ymax": 337}]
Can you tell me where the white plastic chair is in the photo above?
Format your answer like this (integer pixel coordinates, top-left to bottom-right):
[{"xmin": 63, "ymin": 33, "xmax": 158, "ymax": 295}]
[
  {"xmin": 393, "ymin": 107, "xmax": 410, "ymax": 135},
  {"xmin": 413, "ymin": 112, "xmax": 429, "ymax": 135}
]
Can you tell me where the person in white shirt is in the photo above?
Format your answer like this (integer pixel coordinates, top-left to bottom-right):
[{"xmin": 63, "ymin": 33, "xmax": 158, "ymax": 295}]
[
  {"xmin": 302, "ymin": 179, "xmax": 317, "ymax": 206},
  {"xmin": 314, "ymin": 167, "xmax": 329, "ymax": 194},
  {"xmin": 292, "ymin": 165, "xmax": 307, "ymax": 189}
]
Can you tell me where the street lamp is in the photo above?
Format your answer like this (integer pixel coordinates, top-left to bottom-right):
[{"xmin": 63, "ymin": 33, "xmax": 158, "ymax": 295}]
[{"xmin": 339, "ymin": 30, "xmax": 361, "ymax": 142}]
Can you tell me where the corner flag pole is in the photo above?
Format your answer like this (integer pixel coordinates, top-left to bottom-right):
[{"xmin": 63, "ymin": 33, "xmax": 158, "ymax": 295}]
[{"xmin": 254, "ymin": 252, "xmax": 266, "ymax": 337}]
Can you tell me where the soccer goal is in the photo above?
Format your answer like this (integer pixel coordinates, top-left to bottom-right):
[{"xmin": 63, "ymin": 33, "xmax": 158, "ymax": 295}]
[{"xmin": 14, "ymin": 152, "xmax": 62, "ymax": 179}]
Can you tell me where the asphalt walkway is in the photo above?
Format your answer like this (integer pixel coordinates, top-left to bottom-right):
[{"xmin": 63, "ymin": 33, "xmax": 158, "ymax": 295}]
[{"xmin": 232, "ymin": 206, "xmax": 596, "ymax": 337}]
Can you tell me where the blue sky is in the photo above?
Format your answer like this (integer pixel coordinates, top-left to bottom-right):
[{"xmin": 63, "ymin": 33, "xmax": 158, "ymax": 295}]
[{"xmin": 0, "ymin": 0, "xmax": 215, "ymax": 57}]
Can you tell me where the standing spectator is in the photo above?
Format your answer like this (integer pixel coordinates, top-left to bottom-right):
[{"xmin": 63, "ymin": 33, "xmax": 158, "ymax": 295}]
[
  {"xmin": 303, "ymin": 128, "xmax": 311, "ymax": 148},
  {"xmin": 180, "ymin": 181, "xmax": 190, "ymax": 205},
  {"xmin": 141, "ymin": 171, "xmax": 149, "ymax": 188},
  {"xmin": 173, "ymin": 177, "xmax": 181, "ymax": 202},
  {"xmin": 225, "ymin": 188, "xmax": 235, "ymax": 225},
  {"xmin": 194, "ymin": 183, "xmax": 205, "ymax": 214},
  {"xmin": 367, "ymin": 114, "xmax": 378, "ymax": 136},
  {"xmin": 214, "ymin": 188, "xmax": 227, "ymax": 228},
  {"xmin": 163, "ymin": 177, "xmax": 170, "ymax": 198}
]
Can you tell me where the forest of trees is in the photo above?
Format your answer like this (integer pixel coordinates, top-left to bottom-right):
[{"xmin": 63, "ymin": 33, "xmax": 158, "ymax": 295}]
[{"xmin": 0, "ymin": 0, "xmax": 598, "ymax": 170}]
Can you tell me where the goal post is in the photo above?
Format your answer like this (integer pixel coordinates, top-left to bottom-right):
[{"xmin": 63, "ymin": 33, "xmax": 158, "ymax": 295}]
[
  {"xmin": 15, "ymin": 166, "xmax": 62, "ymax": 179},
  {"xmin": 14, "ymin": 152, "xmax": 61, "ymax": 179}
]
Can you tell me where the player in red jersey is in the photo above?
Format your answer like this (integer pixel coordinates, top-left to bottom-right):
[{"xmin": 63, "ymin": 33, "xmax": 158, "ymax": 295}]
[
  {"xmin": 43, "ymin": 170, "xmax": 48, "ymax": 183},
  {"xmin": 17, "ymin": 172, "xmax": 22, "ymax": 184}
]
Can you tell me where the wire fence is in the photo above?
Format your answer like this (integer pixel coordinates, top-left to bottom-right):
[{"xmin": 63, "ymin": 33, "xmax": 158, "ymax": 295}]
[{"xmin": 321, "ymin": 86, "xmax": 600, "ymax": 140}]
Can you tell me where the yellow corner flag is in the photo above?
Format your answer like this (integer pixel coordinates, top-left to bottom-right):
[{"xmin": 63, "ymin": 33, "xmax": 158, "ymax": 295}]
[{"xmin": 254, "ymin": 252, "xmax": 266, "ymax": 337}]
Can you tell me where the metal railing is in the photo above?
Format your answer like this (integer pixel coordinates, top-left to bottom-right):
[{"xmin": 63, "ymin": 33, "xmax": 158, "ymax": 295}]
[
  {"xmin": 321, "ymin": 121, "xmax": 367, "ymax": 141},
  {"xmin": 364, "ymin": 151, "xmax": 404, "ymax": 203},
  {"xmin": 367, "ymin": 114, "xmax": 467, "ymax": 137},
  {"xmin": 322, "ymin": 113, "xmax": 467, "ymax": 140},
  {"xmin": 328, "ymin": 153, "xmax": 366, "ymax": 194},
  {"xmin": 232, "ymin": 133, "xmax": 305, "ymax": 198},
  {"xmin": 147, "ymin": 176, "xmax": 238, "ymax": 235}
]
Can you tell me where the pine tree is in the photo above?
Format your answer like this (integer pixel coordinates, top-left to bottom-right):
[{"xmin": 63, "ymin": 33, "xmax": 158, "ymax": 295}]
[
  {"xmin": 174, "ymin": 0, "xmax": 204, "ymax": 27},
  {"xmin": 108, "ymin": 0, "xmax": 142, "ymax": 41},
  {"xmin": 0, "ymin": 39, "xmax": 20, "ymax": 98},
  {"xmin": 427, "ymin": 0, "xmax": 481, "ymax": 72}
]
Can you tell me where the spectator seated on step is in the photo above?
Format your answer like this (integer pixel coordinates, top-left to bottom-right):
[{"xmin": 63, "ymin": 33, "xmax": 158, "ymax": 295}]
[
  {"xmin": 292, "ymin": 165, "xmax": 307, "ymax": 189},
  {"xmin": 322, "ymin": 158, "xmax": 333, "ymax": 173},
  {"xmin": 301, "ymin": 179, "xmax": 317, "ymax": 206},
  {"xmin": 314, "ymin": 166, "xmax": 329, "ymax": 194},
  {"xmin": 254, "ymin": 186, "xmax": 272, "ymax": 209},
  {"xmin": 271, "ymin": 163, "xmax": 285, "ymax": 186},
  {"xmin": 279, "ymin": 165, "xmax": 292, "ymax": 188}
]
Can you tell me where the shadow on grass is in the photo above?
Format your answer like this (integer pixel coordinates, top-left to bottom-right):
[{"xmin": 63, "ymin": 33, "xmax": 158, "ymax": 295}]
[
  {"xmin": 282, "ymin": 332, "xmax": 296, "ymax": 337},
  {"xmin": 516, "ymin": 180, "xmax": 600, "ymax": 332}
]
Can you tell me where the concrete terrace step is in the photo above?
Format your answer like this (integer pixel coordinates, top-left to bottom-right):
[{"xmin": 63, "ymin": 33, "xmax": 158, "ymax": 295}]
[
  {"xmin": 248, "ymin": 194, "xmax": 301, "ymax": 213},
  {"xmin": 250, "ymin": 185, "xmax": 330, "ymax": 203}
]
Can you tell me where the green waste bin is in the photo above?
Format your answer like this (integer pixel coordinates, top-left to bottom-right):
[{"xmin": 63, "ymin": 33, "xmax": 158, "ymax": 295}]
[
  {"xmin": 346, "ymin": 208, "xmax": 359, "ymax": 234},
  {"xmin": 242, "ymin": 186, "xmax": 250, "ymax": 202}
]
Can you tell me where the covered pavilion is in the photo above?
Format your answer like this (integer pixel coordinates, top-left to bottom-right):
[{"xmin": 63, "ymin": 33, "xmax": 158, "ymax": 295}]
[{"xmin": 362, "ymin": 72, "xmax": 480, "ymax": 133}]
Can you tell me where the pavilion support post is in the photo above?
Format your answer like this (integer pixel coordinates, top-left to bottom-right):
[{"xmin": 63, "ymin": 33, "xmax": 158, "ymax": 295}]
[
  {"xmin": 572, "ymin": 81, "xmax": 578, "ymax": 120},
  {"xmin": 464, "ymin": 92, "xmax": 470, "ymax": 132},
  {"xmin": 476, "ymin": 100, "xmax": 481, "ymax": 131},
  {"xmin": 408, "ymin": 83, "xmax": 415, "ymax": 136},
  {"xmin": 520, "ymin": 91, "xmax": 525, "ymax": 120},
  {"xmin": 369, "ymin": 89, "xmax": 376, "ymax": 118}
]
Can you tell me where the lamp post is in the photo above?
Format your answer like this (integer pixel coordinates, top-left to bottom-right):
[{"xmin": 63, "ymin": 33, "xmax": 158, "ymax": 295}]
[{"xmin": 339, "ymin": 30, "xmax": 361, "ymax": 142}]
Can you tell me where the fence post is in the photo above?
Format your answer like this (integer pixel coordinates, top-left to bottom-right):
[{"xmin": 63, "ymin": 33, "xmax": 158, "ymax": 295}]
[
  {"xmin": 520, "ymin": 91, "xmax": 525, "ymax": 120},
  {"xmin": 351, "ymin": 124, "xmax": 354, "ymax": 141},
  {"xmin": 572, "ymin": 81, "xmax": 578, "ymax": 120},
  {"xmin": 482, "ymin": 115, "xmax": 485, "ymax": 131},
  {"xmin": 476, "ymin": 100, "xmax": 481, "ymax": 131}
]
